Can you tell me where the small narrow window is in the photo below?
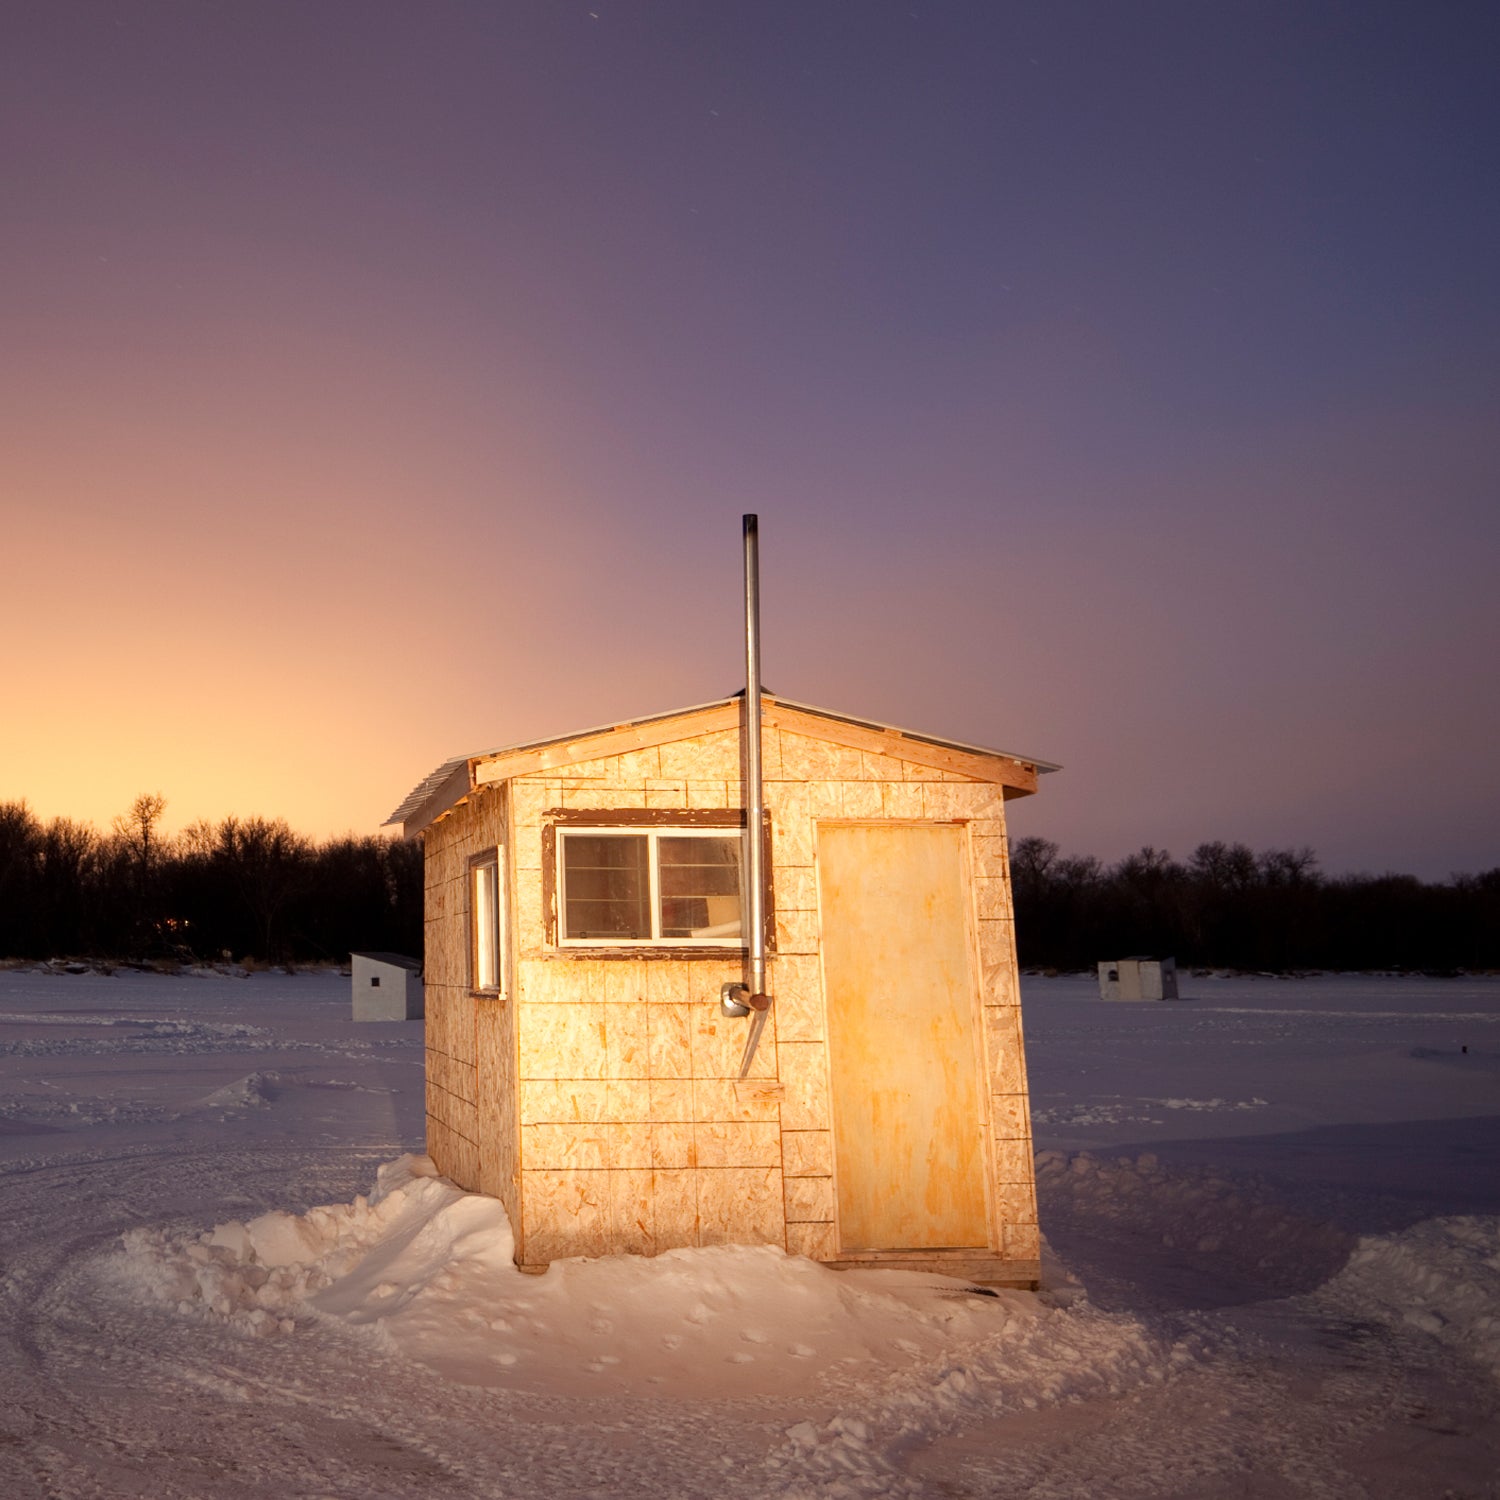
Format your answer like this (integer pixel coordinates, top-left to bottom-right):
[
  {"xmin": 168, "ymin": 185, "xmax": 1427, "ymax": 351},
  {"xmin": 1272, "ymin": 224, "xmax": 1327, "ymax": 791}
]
[
  {"xmin": 559, "ymin": 828, "xmax": 742, "ymax": 947},
  {"xmin": 471, "ymin": 851, "xmax": 505, "ymax": 992}
]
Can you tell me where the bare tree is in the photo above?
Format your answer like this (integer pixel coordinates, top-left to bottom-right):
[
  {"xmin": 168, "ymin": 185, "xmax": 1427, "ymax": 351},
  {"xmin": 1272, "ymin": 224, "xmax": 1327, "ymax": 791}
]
[
  {"xmin": 1009, "ymin": 836, "xmax": 1059, "ymax": 903},
  {"xmin": 113, "ymin": 793, "xmax": 168, "ymax": 875},
  {"xmin": 110, "ymin": 793, "xmax": 169, "ymax": 956},
  {"xmin": 218, "ymin": 816, "xmax": 312, "ymax": 961}
]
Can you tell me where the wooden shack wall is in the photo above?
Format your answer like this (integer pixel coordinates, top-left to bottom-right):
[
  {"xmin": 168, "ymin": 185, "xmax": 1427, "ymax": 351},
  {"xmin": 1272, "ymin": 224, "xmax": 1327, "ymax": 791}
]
[
  {"xmin": 496, "ymin": 719, "xmax": 1037, "ymax": 1271},
  {"xmin": 421, "ymin": 784, "xmax": 518, "ymax": 1236}
]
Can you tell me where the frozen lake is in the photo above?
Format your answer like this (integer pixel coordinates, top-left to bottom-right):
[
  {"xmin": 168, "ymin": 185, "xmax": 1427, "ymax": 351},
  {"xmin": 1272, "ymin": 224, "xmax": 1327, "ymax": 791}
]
[{"xmin": 1, "ymin": 967, "xmax": 1496, "ymax": 1497}]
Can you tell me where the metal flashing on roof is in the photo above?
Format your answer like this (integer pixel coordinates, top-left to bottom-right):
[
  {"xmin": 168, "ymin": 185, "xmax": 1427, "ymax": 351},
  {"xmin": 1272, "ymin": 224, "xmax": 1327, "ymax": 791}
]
[
  {"xmin": 383, "ymin": 756, "xmax": 470, "ymax": 832},
  {"xmin": 384, "ymin": 694, "xmax": 1058, "ymax": 831}
]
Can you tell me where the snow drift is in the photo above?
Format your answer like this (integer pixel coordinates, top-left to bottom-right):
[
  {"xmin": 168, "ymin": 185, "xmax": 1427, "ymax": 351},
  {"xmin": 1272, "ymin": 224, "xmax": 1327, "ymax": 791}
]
[{"xmin": 115, "ymin": 1154, "xmax": 1167, "ymax": 1406}]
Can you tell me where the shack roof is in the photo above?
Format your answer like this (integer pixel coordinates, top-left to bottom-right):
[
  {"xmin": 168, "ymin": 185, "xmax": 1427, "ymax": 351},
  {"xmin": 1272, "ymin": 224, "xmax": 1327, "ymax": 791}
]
[
  {"xmin": 350, "ymin": 952, "xmax": 422, "ymax": 971},
  {"xmin": 385, "ymin": 694, "xmax": 1059, "ymax": 836}
]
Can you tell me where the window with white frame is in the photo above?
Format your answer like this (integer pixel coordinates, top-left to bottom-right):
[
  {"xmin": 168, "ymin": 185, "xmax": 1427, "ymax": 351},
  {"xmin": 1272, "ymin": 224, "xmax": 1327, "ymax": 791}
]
[
  {"xmin": 470, "ymin": 850, "xmax": 505, "ymax": 992},
  {"xmin": 558, "ymin": 827, "xmax": 742, "ymax": 946}
]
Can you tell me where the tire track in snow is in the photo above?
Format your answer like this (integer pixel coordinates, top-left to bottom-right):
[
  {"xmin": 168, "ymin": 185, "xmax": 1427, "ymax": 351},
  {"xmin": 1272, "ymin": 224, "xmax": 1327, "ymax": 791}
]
[
  {"xmin": 0, "ymin": 1147, "xmax": 827, "ymax": 1498},
  {"xmin": 0, "ymin": 1146, "xmax": 474, "ymax": 1497}
]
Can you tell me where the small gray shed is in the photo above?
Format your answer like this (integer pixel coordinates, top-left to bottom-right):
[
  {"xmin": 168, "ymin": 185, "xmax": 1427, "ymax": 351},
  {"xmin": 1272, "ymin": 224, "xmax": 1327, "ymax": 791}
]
[
  {"xmin": 351, "ymin": 952, "xmax": 424, "ymax": 1021},
  {"xmin": 1098, "ymin": 957, "xmax": 1178, "ymax": 1001}
]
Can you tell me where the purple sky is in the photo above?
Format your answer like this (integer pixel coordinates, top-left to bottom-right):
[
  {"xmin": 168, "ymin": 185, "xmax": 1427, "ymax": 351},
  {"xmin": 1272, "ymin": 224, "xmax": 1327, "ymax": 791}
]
[{"xmin": 3, "ymin": 1, "xmax": 1497, "ymax": 878}]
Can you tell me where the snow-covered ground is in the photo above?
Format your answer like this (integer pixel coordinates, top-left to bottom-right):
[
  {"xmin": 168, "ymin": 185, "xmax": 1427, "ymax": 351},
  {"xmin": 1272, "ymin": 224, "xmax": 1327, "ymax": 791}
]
[{"xmin": 1, "ymin": 968, "xmax": 1497, "ymax": 1498}]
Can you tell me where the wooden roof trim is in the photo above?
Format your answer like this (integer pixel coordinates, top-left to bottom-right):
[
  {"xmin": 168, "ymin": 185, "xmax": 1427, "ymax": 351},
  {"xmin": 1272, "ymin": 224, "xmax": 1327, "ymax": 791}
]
[
  {"xmin": 467, "ymin": 696, "xmax": 1038, "ymax": 797},
  {"xmin": 396, "ymin": 694, "xmax": 1050, "ymax": 830},
  {"xmin": 764, "ymin": 702, "xmax": 1039, "ymax": 795},
  {"xmin": 473, "ymin": 701, "xmax": 741, "ymax": 788}
]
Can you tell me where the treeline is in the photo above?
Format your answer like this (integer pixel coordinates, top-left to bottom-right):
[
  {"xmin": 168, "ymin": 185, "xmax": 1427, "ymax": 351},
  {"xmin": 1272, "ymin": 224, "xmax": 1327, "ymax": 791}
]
[
  {"xmin": 0, "ymin": 796, "xmax": 422, "ymax": 965},
  {"xmin": 1011, "ymin": 837, "xmax": 1500, "ymax": 974},
  {"xmin": 8, "ymin": 795, "xmax": 1495, "ymax": 972}
]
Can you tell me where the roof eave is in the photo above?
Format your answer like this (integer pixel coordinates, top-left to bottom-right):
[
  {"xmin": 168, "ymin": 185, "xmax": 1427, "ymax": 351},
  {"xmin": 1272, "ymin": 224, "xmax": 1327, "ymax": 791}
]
[{"xmin": 386, "ymin": 694, "xmax": 1060, "ymax": 834}]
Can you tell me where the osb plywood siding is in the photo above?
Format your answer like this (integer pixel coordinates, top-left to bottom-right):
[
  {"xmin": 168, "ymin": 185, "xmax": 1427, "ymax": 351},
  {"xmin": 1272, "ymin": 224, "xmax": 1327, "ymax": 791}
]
[
  {"xmin": 422, "ymin": 783, "xmax": 513, "ymax": 1221},
  {"xmin": 508, "ymin": 730, "xmax": 778, "ymax": 1265},
  {"xmin": 487, "ymin": 718, "xmax": 1036, "ymax": 1271}
]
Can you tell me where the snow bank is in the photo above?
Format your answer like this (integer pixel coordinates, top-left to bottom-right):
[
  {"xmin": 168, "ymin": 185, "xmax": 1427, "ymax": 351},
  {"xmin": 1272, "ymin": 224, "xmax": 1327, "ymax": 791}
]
[
  {"xmin": 1040, "ymin": 1148, "xmax": 1500, "ymax": 1388},
  {"xmin": 115, "ymin": 1155, "xmax": 465, "ymax": 1339},
  {"xmin": 112, "ymin": 1155, "xmax": 1169, "ymax": 1422},
  {"xmin": 1323, "ymin": 1217, "xmax": 1500, "ymax": 1381},
  {"xmin": 198, "ymin": 1071, "xmax": 281, "ymax": 1110}
]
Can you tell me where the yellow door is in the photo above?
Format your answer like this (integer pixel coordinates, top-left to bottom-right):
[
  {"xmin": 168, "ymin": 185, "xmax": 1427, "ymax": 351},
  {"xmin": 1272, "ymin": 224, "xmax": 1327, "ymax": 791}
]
[{"xmin": 817, "ymin": 822, "xmax": 989, "ymax": 1252}]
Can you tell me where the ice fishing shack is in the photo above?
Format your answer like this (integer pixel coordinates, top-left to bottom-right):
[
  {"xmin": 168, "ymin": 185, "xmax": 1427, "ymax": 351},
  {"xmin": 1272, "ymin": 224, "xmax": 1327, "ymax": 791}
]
[
  {"xmin": 350, "ymin": 951, "xmax": 424, "ymax": 1021},
  {"xmin": 385, "ymin": 519, "xmax": 1057, "ymax": 1287}
]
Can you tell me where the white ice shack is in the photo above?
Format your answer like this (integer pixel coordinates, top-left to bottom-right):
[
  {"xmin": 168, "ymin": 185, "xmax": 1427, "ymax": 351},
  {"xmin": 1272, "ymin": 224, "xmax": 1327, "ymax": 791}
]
[
  {"xmin": 386, "ymin": 694, "xmax": 1059, "ymax": 1285},
  {"xmin": 1098, "ymin": 957, "xmax": 1178, "ymax": 1001},
  {"xmin": 351, "ymin": 952, "xmax": 425, "ymax": 1021}
]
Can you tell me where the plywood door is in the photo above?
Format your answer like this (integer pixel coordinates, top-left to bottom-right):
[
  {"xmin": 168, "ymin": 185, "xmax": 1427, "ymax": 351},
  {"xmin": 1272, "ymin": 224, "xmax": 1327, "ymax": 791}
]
[{"xmin": 817, "ymin": 823, "xmax": 989, "ymax": 1252}]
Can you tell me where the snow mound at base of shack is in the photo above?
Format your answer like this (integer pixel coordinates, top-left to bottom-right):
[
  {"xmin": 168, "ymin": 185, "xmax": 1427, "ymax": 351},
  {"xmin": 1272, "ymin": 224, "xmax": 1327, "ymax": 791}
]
[{"xmin": 113, "ymin": 1155, "xmax": 1164, "ymax": 1403}]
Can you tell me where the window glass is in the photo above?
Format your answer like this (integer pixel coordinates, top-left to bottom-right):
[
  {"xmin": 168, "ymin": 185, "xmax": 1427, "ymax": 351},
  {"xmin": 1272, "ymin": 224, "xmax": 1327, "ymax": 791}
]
[
  {"xmin": 558, "ymin": 828, "xmax": 743, "ymax": 945},
  {"xmin": 472, "ymin": 857, "xmax": 502, "ymax": 990},
  {"xmin": 658, "ymin": 836, "xmax": 742, "ymax": 938},
  {"xmin": 562, "ymin": 834, "xmax": 651, "ymax": 940}
]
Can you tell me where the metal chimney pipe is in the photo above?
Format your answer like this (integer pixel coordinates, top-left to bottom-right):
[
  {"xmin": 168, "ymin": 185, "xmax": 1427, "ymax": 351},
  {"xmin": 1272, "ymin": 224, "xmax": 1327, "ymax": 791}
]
[
  {"xmin": 743, "ymin": 514, "xmax": 767, "ymax": 1004},
  {"xmin": 721, "ymin": 515, "xmax": 773, "ymax": 1076}
]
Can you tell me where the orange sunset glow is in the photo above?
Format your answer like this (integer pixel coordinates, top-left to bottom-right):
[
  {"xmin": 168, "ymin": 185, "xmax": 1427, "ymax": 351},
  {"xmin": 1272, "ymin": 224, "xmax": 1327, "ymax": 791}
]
[{"xmin": 3, "ymin": 3, "xmax": 1497, "ymax": 877}]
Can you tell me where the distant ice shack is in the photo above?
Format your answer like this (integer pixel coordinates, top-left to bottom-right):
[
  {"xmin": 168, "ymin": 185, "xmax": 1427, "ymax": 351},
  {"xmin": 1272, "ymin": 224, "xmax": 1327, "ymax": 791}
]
[
  {"xmin": 385, "ymin": 519, "xmax": 1058, "ymax": 1287},
  {"xmin": 350, "ymin": 952, "xmax": 424, "ymax": 1021}
]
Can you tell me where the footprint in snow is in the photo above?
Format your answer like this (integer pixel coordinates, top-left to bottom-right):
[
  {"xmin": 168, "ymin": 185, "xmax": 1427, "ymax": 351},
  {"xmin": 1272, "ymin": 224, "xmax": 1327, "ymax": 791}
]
[
  {"xmin": 788, "ymin": 1343, "xmax": 815, "ymax": 1358},
  {"xmin": 740, "ymin": 1328, "xmax": 769, "ymax": 1343}
]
